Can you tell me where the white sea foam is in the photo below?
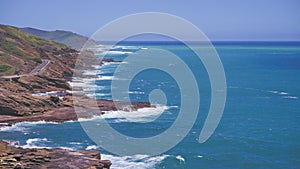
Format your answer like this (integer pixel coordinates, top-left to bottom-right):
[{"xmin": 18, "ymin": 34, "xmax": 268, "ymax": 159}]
[
  {"xmin": 82, "ymin": 70, "xmax": 102, "ymax": 76},
  {"xmin": 101, "ymin": 106, "xmax": 169, "ymax": 123},
  {"xmin": 0, "ymin": 121, "xmax": 59, "ymax": 132},
  {"xmin": 67, "ymin": 81, "xmax": 109, "ymax": 91},
  {"xmin": 268, "ymin": 90, "xmax": 297, "ymax": 99},
  {"xmin": 269, "ymin": 90, "xmax": 288, "ymax": 95},
  {"xmin": 69, "ymin": 142, "xmax": 82, "ymax": 145},
  {"xmin": 82, "ymin": 76, "xmax": 114, "ymax": 82},
  {"xmin": 176, "ymin": 155, "xmax": 185, "ymax": 163},
  {"xmin": 13, "ymin": 137, "xmax": 168, "ymax": 168},
  {"xmin": 101, "ymin": 154, "xmax": 169, "ymax": 169},
  {"xmin": 269, "ymin": 90, "xmax": 277, "ymax": 93},
  {"xmin": 76, "ymin": 105, "xmax": 170, "ymax": 123},
  {"xmin": 85, "ymin": 145, "xmax": 99, "ymax": 150},
  {"xmin": 26, "ymin": 138, "xmax": 48, "ymax": 145},
  {"xmin": 128, "ymin": 91, "xmax": 145, "ymax": 94},
  {"xmin": 102, "ymin": 61, "xmax": 123, "ymax": 66},
  {"xmin": 77, "ymin": 116, "xmax": 102, "ymax": 122},
  {"xmin": 22, "ymin": 138, "xmax": 51, "ymax": 149},
  {"xmin": 92, "ymin": 61, "xmax": 126, "ymax": 70},
  {"xmin": 79, "ymin": 76, "xmax": 114, "ymax": 82},
  {"xmin": 96, "ymin": 76, "xmax": 114, "ymax": 80},
  {"xmin": 85, "ymin": 93, "xmax": 111, "ymax": 98},
  {"xmin": 282, "ymin": 96, "xmax": 298, "ymax": 99},
  {"xmin": 113, "ymin": 46, "xmax": 148, "ymax": 50},
  {"xmin": 92, "ymin": 65, "xmax": 101, "ymax": 69},
  {"xmin": 0, "ymin": 123, "xmax": 26, "ymax": 132},
  {"xmin": 22, "ymin": 138, "xmax": 74, "ymax": 150},
  {"xmin": 112, "ymin": 46, "xmax": 140, "ymax": 50},
  {"xmin": 103, "ymin": 51, "xmax": 133, "ymax": 55},
  {"xmin": 32, "ymin": 91, "xmax": 62, "ymax": 97},
  {"xmin": 67, "ymin": 81, "xmax": 85, "ymax": 87}
]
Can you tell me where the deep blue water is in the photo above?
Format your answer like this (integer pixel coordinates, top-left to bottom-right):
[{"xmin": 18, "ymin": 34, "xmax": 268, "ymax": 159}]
[{"xmin": 1, "ymin": 42, "xmax": 300, "ymax": 168}]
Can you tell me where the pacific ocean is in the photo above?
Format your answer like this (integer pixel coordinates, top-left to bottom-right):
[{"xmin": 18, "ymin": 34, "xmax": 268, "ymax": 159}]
[{"xmin": 1, "ymin": 41, "xmax": 299, "ymax": 168}]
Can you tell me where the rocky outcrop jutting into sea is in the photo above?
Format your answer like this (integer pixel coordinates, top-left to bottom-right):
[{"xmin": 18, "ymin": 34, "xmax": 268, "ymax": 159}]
[{"xmin": 0, "ymin": 140, "xmax": 111, "ymax": 169}]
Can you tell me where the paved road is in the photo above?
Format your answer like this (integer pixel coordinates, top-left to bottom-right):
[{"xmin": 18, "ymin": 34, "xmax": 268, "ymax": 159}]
[
  {"xmin": 1, "ymin": 59, "xmax": 51, "ymax": 79},
  {"xmin": 30, "ymin": 59, "xmax": 51, "ymax": 74}
]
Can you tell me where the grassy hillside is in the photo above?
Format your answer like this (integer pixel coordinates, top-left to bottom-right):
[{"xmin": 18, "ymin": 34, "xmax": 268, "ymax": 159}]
[
  {"xmin": 0, "ymin": 25, "xmax": 69, "ymax": 76},
  {"xmin": 0, "ymin": 24, "xmax": 80, "ymax": 115},
  {"xmin": 20, "ymin": 27, "xmax": 96, "ymax": 49}
]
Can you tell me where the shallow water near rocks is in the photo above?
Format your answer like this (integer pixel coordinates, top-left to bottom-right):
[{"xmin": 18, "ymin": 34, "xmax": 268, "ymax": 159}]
[{"xmin": 1, "ymin": 42, "xmax": 300, "ymax": 168}]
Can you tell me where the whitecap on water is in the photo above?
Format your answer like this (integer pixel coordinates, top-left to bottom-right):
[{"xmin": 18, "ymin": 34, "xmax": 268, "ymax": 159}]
[
  {"xmin": 101, "ymin": 154, "xmax": 169, "ymax": 169},
  {"xmin": 85, "ymin": 145, "xmax": 99, "ymax": 150},
  {"xmin": 282, "ymin": 96, "xmax": 298, "ymax": 99},
  {"xmin": 269, "ymin": 90, "xmax": 288, "ymax": 95},
  {"xmin": 176, "ymin": 155, "xmax": 185, "ymax": 163},
  {"xmin": 69, "ymin": 142, "xmax": 82, "ymax": 145},
  {"xmin": 128, "ymin": 91, "xmax": 145, "ymax": 94}
]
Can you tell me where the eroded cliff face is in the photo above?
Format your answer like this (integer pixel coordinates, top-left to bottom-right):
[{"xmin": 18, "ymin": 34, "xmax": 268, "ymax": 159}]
[
  {"xmin": 0, "ymin": 25, "xmax": 81, "ymax": 116},
  {"xmin": 0, "ymin": 24, "xmax": 152, "ymax": 118},
  {"xmin": 0, "ymin": 71, "xmax": 75, "ymax": 116},
  {"xmin": 0, "ymin": 25, "xmax": 117, "ymax": 169},
  {"xmin": 0, "ymin": 141, "xmax": 111, "ymax": 169}
]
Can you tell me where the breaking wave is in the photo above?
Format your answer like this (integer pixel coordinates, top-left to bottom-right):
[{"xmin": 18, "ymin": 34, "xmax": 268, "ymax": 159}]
[
  {"xmin": 101, "ymin": 154, "xmax": 169, "ymax": 169},
  {"xmin": 0, "ymin": 121, "xmax": 59, "ymax": 132}
]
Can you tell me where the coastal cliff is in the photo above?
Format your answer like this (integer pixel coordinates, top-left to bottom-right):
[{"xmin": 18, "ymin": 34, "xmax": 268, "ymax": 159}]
[
  {"xmin": 0, "ymin": 25, "xmax": 77, "ymax": 116},
  {"xmin": 0, "ymin": 25, "xmax": 151, "ymax": 118},
  {"xmin": 0, "ymin": 24, "xmax": 151, "ymax": 168}
]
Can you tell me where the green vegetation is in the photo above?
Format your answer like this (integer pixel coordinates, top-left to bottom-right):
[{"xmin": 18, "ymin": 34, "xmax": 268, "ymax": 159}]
[
  {"xmin": 11, "ymin": 48, "xmax": 25, "ymax": 57},
  {"xmin": 0, "ymin": 38, "xmax": 15, "ymax": 51},
  {"xmin": 31, "ymin": 57, "xmax": 42, "ymax": 63},
  {"xmin": 0, "ymin": 64, "xmax": 11, "ymax": 72},
  {"xmin": 0, "ymin": 25, "xmax": 63, "ymax": 75},
  {"xmin": 0, "ymin": 40, "xmax": 23, "ymax": 57},
  {"xmin": 20, "ymin": 27, "xmax": 96, "ymax": 49}
]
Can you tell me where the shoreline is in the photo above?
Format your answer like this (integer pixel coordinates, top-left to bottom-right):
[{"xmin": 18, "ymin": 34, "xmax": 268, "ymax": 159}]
[
  {"xmin": 0, "ymin": 140, "xmax": 111, "ymax": 169},
  {"xmin": 0, "ymin": 98, "xmax": 152, "ymax": 128},
  {"xmin": 0, "ymin": 98, "xmax": 152, "ymax": 168}
]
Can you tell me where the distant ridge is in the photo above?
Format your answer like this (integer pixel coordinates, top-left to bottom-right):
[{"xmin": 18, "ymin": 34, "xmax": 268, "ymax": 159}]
[{"xmin": 20, "ymin": 27, "xmax": 96, "ymax": 49}]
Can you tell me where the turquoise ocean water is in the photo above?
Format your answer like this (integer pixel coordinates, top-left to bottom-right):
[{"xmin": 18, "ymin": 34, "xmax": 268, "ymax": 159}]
[{"xmin": 1, "ymin": 42, "xmax": 299, "ymax": 168}]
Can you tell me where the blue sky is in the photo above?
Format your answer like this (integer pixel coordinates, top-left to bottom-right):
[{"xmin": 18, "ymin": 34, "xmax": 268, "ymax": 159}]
[{"xmin": 1, "ymin": 0, "xmax": 299, "ymax": 41}]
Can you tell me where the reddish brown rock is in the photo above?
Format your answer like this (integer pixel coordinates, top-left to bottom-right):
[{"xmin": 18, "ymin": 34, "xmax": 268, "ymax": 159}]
[
  {"xmin": 0, "ymin": 97, "xmax": 152, "ymax": 126},
  {"xmin": 0, "ymin": 141, "xmax": 111, "ymax": 169}
]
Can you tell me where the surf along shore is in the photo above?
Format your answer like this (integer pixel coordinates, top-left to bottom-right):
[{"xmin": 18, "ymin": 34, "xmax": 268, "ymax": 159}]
[{"xmin": 0, "ymin": 25, "xmax": 153, "ymax": 169}]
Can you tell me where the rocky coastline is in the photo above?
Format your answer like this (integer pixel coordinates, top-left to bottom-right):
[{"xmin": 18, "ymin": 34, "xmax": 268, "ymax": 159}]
[
  {"xmin": 0, "ymin": 140, "xmax": 111, "ymax": 169},
  {"xmin": 0, "ymin": 94, "xmax": 152, "ymax": 169},
  {"xmin": 0, "ymin": 97, "xmax": 152, "ymax": 126},
  {"xmin": 0, "ymin": 25, "xmax": 153, "ymax": 168}
]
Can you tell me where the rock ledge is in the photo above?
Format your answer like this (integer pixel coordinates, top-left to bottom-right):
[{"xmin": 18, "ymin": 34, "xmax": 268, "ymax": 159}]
[{"xmin": 0, "ymin": 141, "xmax": 111, "ymax": 169}]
